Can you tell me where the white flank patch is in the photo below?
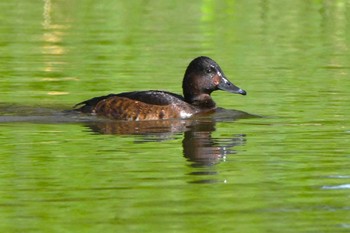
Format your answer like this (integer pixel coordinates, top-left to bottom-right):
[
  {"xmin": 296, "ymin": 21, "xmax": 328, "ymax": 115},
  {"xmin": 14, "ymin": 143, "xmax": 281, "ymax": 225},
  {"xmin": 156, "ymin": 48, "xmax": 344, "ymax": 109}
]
[{"xmin": 180, "ymin": 111, "xmax": 192, "ymax": 119}]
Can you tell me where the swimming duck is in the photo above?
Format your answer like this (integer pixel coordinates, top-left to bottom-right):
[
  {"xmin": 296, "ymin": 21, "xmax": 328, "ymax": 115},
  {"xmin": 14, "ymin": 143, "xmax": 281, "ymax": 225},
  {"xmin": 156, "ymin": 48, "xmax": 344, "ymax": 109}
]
[{"xmin": 74, "ymin": 56, "xmax": 246, "ymax": 121}]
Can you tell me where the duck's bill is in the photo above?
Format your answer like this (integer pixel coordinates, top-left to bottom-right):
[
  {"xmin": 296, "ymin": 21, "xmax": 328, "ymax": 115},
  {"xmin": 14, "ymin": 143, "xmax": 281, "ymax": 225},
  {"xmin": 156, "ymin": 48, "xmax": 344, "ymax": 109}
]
[{"xmin": 218, "ymin": 77, "xmax": 247, "ymax": 95}]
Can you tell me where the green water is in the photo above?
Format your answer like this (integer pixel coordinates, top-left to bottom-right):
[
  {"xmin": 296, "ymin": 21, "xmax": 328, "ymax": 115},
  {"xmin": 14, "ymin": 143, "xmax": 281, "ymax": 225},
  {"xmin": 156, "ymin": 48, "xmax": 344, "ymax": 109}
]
[{"xmin": 1, "ymin": 0, "xmax": 350, "ymax": 232}]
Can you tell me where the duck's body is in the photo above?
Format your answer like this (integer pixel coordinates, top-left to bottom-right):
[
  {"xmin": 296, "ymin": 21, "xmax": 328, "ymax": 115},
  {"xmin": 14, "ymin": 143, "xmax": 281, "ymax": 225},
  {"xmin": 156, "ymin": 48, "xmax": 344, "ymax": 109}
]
[
  {"xmin": 74, "ymin": 56, "xmax": 246, "ymax": 121},
  {"xmin": 76, "ymin": 90, "xmax": 200, "ymax": 121}
]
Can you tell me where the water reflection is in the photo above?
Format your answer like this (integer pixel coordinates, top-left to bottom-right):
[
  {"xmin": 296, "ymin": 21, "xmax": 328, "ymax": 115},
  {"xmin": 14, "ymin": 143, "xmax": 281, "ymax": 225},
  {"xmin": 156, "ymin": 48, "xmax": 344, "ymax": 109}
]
[
  {"xmin": 183, "ymin": 121, "xmax": 246, "ymax": 167},
  {"xmin": 0, "ymin": 104, "xmax": 255, "ymax": 183},
  {"xmin": 83, "ymin": 108, "xmax": 254, "ymax": 167},
  {"xmin": 42, "ymin": 0, "xmax": 72, "ymax": 96}
]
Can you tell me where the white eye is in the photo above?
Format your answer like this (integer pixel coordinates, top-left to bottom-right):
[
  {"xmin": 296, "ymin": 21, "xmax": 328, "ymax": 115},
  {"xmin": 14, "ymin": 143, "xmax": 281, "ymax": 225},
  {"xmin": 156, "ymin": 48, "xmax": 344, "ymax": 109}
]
[{"xmin": 206, "ymin": 65, "xmax": 216, "ymax": 74}]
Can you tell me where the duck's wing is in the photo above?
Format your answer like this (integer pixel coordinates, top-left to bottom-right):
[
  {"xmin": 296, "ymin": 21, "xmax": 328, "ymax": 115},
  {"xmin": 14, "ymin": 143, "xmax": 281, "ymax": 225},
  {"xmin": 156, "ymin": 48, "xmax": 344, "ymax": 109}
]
[
  {"xmin": 73, "ymin": 91, "xmax": 185, "ymax": 114},
  {"xmin": 116, "ymin": 91, "xmax": 185, "ymax": 105}
]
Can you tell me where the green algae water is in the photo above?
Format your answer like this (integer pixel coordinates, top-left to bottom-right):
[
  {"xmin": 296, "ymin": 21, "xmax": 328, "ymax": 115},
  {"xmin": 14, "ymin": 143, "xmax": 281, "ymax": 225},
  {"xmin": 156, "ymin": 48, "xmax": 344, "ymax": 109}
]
[{"xmin": 1, "ymin": 1, "xmax": 350, "ymax": 232}]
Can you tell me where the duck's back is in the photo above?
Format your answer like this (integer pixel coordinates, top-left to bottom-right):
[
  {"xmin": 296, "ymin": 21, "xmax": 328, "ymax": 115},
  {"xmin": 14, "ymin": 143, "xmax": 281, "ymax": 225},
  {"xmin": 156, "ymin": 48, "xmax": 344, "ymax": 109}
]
[{"xmin": 74, "ymin": 90, "xmax": 198, "ymax": 121}]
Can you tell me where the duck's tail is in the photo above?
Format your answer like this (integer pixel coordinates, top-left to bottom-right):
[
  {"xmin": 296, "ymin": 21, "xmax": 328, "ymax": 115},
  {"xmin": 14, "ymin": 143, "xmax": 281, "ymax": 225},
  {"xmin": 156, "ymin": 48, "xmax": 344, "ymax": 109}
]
[{"xmin": 73, "ymin": 94, "xmax": 116, "ymax": 113}]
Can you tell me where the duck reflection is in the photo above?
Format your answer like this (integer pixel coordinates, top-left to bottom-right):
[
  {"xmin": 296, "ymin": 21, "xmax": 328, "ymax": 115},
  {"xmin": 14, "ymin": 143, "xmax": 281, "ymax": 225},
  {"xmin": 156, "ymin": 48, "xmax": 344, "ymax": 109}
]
[
  {"xmin": 182, "ymin": 120, "xmax": 246, "ymax": 166},
  {"xmin": 83, "ymin": 108, "xmax": 254, "ymax": 166}
]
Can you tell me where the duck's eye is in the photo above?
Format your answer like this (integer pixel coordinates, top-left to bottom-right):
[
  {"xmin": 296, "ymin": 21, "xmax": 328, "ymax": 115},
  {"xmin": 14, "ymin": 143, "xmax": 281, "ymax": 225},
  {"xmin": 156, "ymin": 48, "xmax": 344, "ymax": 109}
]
[{"xmin": 206, "ymin": 66, "xmax": 216, "ymax": 74}]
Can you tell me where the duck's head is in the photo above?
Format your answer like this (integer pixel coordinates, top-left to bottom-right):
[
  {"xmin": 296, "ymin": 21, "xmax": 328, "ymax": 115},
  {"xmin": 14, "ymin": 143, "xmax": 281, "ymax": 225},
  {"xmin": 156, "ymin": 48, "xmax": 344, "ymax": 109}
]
[{"xmin": 182, "ymin": 56, "xmax": 246, "ymax": 104}]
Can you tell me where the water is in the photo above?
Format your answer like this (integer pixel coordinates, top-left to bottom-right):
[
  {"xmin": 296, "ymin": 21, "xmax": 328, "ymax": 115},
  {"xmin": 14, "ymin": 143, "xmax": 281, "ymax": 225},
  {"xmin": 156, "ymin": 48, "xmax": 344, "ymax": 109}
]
[{"xmin": 1, "ymin": 0, "xmax": 350, "ymax": 232}]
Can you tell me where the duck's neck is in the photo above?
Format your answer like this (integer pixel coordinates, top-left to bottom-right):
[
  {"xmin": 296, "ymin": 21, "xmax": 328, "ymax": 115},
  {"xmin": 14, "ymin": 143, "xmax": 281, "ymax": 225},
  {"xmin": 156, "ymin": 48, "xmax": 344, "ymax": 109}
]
[
  {"xmin": 182, "ymin": 73, "xmax": 216, "ymax": 110},
  {"xmin": 185, "ymin": 94, "xmax": 216, "ymax": 110}
]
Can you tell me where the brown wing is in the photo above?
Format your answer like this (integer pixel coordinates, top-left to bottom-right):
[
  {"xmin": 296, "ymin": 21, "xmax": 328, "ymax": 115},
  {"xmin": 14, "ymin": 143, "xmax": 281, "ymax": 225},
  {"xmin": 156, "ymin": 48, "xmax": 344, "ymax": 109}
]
[{"xmin": 94, "ymin": 96, "xmax": 183, "ymax": 120}]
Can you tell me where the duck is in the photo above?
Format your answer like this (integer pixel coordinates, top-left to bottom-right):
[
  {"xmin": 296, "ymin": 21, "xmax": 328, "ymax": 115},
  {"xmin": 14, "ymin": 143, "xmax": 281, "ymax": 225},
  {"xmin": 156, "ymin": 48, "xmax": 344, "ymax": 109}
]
[{"xmin": 74, "ymin": 56, "xmax": 246, "ymax": 121}]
